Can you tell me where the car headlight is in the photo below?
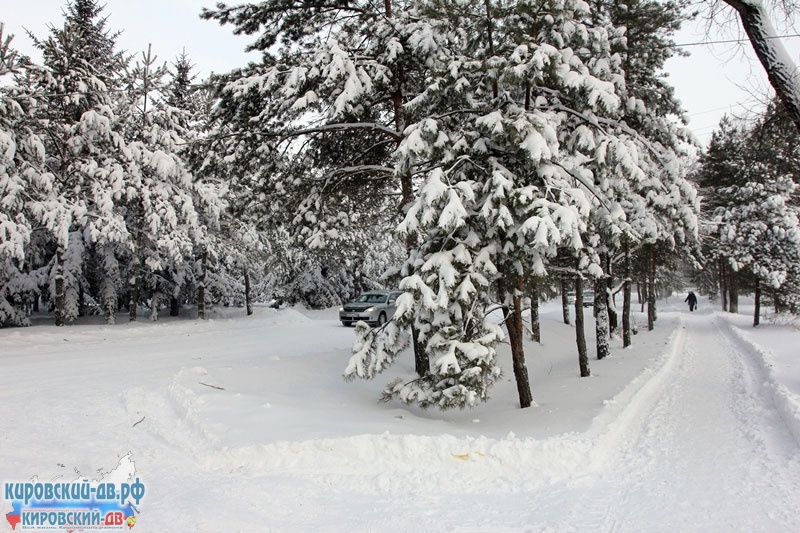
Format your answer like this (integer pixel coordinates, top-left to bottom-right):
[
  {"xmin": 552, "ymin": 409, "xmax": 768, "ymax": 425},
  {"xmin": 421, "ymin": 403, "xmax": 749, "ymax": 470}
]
[
  {"xmin": 339, "ymin": 307, "xmax": 344, "ymax": 312},
  {"xmin": 365, "ymin": 306, "xmax": 375, "ymax": 312}
]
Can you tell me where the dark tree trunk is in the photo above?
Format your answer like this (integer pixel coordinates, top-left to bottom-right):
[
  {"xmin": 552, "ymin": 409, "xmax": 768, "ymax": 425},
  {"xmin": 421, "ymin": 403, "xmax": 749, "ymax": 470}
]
[
  {"xmin": 575, "ymin": 277, "xmax": 590, "ymax": 377},
  {"xmin": 640, "ymin": 279, "xmax": 646, "ymax": 313},
  {"xmin": 724, "ymin": 0, "xmax": 800, "ymax": 134},
  {"xmin": 54, "ymin": 249, "xmax": 65, "ymax": 327},
  {"xmin": 604, "ymin": 253, "xmax": 618, "ymax": 334},
  {"xmin": 529, "ymin": 290, "xmax": 540, "ymax": 343},
  {"xmin": 623, "ymin": 241, "xmax": 632, "ymax": 348},
  {"xmin": 647, "ymin": 245, "xmax": 656, "ymax": 331},
  {"xmin": 502, "ymin": 276, "xmax": 533, "ymax": 408},
  {"xmin": 595, "ymin": 277, "xmax": 610, "ymax": 360},
  {"xmin": 411, "ymin": 327, "xmax": 428, "ymax": 377},
  {"xmin": 129, "ymin": 208, "xmax": 146, "ymax": 322},
  {"xmin": 170, "ymin": 297, "xmax": 180, "ymax": 317},
  {"xmin": 719, "ymin": 258, "xmax": 729, "ymax": 312},
  {"xmin": 390, "ymin": 1, "xmax": 429, "ymax": 377},
  {"xmin": 244, "ymin": 267, "xmax": 253, "ymax": 316},
  {"xmin": 729, "ymin": 268, "xmax": 739, "ymax": 314},
  {"xmin": 128, "ymin": 259, "xmax": 140, "ymax": 322},
  {"xmin": 197, "ymin": 249, "xmax": 207, "ymax": 320},
  {"xmin": 483, "ymin": 0, "xmax": 500, "ymax": 100},
  {"xmin": 150, "ymin": 293, "xmax": 161, "ymax": 322},
  {"xmin": 561, "ymin": 277, "xmax": 571, "ymax": 325},
  {"xmin": 503, "ymin": 303, "xmax": 533, "ymax": 408},
  {"xmin": 78, "ymin": 285, "xmax": 86, "ymax": 317},
  {"xmin": 754, "ymin": 277, "xmax": 761, "ymax": 327}
]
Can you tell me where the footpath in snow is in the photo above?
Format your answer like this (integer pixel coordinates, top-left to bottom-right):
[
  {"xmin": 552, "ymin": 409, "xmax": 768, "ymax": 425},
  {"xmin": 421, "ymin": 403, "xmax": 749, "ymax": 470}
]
[{"xmin": 1, "ymin": 298, "xmax": 799, "ymax": 531}]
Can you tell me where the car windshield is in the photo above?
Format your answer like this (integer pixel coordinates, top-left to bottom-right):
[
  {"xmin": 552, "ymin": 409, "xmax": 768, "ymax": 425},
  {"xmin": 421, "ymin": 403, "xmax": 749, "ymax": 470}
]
[{"xmin": 356, "ymin": 293, "xmax": 388, "ymax": 304}]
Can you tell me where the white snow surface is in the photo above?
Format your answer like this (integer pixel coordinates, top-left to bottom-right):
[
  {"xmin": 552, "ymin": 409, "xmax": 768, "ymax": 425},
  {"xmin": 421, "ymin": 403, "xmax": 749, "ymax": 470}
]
[{"xmin": 1, "ymin": 294, "xmax": 800, "ymax": 531}]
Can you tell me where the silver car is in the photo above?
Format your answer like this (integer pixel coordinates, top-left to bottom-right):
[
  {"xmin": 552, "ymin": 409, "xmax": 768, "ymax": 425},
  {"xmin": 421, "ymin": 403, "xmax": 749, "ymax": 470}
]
[
  {"xmin": 567, "ymin": 290, "xmax": 595, "ymax": 307},
  {"xmin": 339, "ymin": 290, "xmax": 402, "ymax": 327}
]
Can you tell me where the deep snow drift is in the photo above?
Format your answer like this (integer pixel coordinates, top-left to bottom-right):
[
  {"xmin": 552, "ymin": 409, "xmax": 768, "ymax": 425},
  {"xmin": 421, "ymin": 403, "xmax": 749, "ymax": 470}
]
[{"xmin": 1, "ymin": 294, "xmax": 799, "ymax": 531}]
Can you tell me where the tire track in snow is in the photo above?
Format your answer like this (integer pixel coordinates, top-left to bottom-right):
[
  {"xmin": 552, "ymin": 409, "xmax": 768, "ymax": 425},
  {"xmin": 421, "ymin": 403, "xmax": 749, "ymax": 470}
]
[{"xmin": 600, "ymin": 312, "xmax": 800, "ymax": 531}]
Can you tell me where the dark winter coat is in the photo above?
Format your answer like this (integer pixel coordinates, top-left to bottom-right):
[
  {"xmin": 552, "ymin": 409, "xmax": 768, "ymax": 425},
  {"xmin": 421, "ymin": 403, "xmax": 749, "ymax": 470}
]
[{"xmin": 685, "ymin": 292, "xmax": 698, "ymax": 306}]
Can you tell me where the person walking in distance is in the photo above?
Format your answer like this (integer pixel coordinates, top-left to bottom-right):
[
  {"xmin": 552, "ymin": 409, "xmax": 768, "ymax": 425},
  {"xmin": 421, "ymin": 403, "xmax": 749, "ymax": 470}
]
[{"xmin": 685, "ymin": 291, "xmax": 698, "ymax": 312}]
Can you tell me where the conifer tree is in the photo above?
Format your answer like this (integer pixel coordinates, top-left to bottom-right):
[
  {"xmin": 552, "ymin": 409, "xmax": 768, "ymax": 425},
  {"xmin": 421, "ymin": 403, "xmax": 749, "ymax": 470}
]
[
  {"xmin": 0, "ymin": 25, "xmax": 46, "ymax": 326},
  {"xmin": 347, "ymin": 0, "xmax": 696, "ymax": 408},
  {"xmin": 714, "ymin": 176, "xmax": 800, "ymax": 324},
  {"xmin": 27, "ymin": 8, "xmax": 129, "ymax": 325},
  {"xmin": 205, "ymin": 0, "xmax": 700, "ymax": 408},
  {"xmin": 119, "ymin": 46, "xmax": 223, "ymax": 321}
]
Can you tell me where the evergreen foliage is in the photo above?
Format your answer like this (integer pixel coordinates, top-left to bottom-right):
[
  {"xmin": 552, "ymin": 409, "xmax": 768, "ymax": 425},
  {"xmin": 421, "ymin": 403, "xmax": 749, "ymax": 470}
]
[
  {"xmin": 0, "ymin": 0, "xmax": 725, "ymax": 414},
  {"xmin": 697, "ymin": 104, "xmax": 800, "ymax": 316}
]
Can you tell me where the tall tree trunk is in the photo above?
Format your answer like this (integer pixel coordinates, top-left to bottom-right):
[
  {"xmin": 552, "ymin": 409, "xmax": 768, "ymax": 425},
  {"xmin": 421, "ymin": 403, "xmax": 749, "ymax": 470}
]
[
  {"xmin": 502, "ymin": 276, "xmax": 533, "ymax": 408},
  {"xmin": 78, "ymin": 285, "xmax": 86, "ymax": 317},
  {"xmin": 197, "ymin": 249, "xmax": 207, "ymax": 320},
  {"xmin": 753, "ymin": 277, "xmax": 761, "ymax": 327},
  {"xmin": 170, "ymin": 266, "xmax": 180, "ymax": 317},
  {"xmin": 575, "ymin": 277, "xmax": 590, "ymax": 377},
  {"xmin": 529, "ymin": 289, "xmax": 540, "ymax": 343},
  {"xmin": 483, "ymin": 0, "xmax": 499, "ymax": 100},
  {"xmin": 719, "ymin": 258, "xmax": 729, "ymax": 312},
  {"xmin": 622, "ymin": 240, "xmax": 632, "ymax": 348},
  {"xmin": 150, "ymin": 293, "xmax": 160, "ymax": 321},
  {"xmin": 724, "ymin": 0, "xmax": 800, "ymax": 134},
  {"xmin": 647, "ymin": 244, "xmax": 656, "ymax": 331},
  {"xmin": 128, "ymin": 261, "xmax": 139, "ymax": 322},
  {"xmin": 54, "ymin": 249, "xmax": 65, "ymax": 327},
  {"xmin": 388, "ymin": 0, "xmax": 428, "ymax": 377},
  {"xmin": 604, "ymin": 253, "xmax": 618, "ymax": 334},
  {"xmin": 728, "ymin": 268, "xmax": 739, "ymax": 314},
  {"xmin": 244, "ymin": 267, "xmax": 253, "ymax": 316},
  {"xmin": 128, "ymin": 206, "xmax": 146, "ymax": 322},
  {"xmin": 595, "ymin": 277, "xmax": 610, "ymax": 360},
  {"xmin": 561, "ymin": 277, "xmax": 571, "ymax": 325},
  {"xmin": 640, "ymin": 279, "xmax": 646, "ymax": 313},
  {"xmin": 411, "ymin": 328, "xmax": 428, "ymax": 377}
]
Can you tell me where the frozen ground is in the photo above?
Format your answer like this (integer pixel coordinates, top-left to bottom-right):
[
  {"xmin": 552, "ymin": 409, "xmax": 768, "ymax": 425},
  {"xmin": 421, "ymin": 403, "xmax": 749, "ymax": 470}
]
[{"xmin": 1, "ymin": 293, "xmax": 799, "ymax": 532}]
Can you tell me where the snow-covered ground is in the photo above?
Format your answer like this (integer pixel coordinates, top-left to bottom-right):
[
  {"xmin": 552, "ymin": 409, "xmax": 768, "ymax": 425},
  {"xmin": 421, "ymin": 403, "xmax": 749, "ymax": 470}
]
[{"xmin": 2, "ymin": 293, "xmax": 799, "ymax": 531}]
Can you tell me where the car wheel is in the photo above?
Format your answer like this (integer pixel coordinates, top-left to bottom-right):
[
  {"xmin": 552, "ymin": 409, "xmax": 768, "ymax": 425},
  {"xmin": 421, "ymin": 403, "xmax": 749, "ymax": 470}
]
[
  {"xmin": 342, "ymin": 321, "xmax": 352, "ymax": 327},
  {"xmin": 377, "ymin": 312, "xmax": 387, "ymax": 326}
]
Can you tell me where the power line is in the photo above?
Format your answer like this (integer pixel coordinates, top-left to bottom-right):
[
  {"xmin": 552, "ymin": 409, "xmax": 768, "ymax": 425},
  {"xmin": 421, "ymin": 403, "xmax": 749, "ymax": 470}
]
[
  {"xmin": 675, "ymin": 34, "xmax": 800, "ymax": 48},
  {"xmin": 687, "ymin": 99, "xmax": 761, "ymax": 117}
]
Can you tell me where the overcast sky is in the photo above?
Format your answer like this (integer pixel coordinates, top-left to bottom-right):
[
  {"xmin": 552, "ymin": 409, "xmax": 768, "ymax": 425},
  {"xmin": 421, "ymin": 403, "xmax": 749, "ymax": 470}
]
[{"xmin": 3, "ymin": 0, "xmax": 799, "ymax": 146}]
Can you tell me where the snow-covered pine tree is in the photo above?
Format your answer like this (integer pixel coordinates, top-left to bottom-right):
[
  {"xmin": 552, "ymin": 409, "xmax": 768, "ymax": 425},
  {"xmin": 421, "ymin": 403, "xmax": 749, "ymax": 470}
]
[
  {"xmin": 583, "ymin": 0, "xmax": 697, "ymax": 345},
  {"xmin": 26, "ymin": 11, "xmax": 130, "ymax": 326},
  {"xmin": 0, "ymin": 25, "xmax": 47, "ymax": 326},
  {"xmin": 714, "ymin": 176, "xmax": 800, "ymax": 324},
  {"xmin": 58, "ymin": 0, "xmax": 128, "ymax": 88},
  {"xmin": 344, "ymin": 0, "xmax": 698, "ymax": 408},
  {"xmin": 118, "ymin": 45, "xmax": 223, "ymax": 321},
  {"xmin": 200, "ymin": 0, "xmax": 423, "ymax": 250},
  {"xmin": 201, "ymin": 0, "xmax": 439, "ymax": 369},
  {"xmin": 701, "ymin": 103, "xmax": 800, "ymax": 320}
]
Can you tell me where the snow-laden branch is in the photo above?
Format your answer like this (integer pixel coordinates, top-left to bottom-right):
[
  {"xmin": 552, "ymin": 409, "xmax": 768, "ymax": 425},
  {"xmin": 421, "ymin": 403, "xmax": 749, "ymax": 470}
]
[
  {"xmin": 291, "ymin": 122, "xmax": 400, "ymax": 140},
  {"xmin": 723, "ymin": 0, "xmax": 800, "ymax": 133},
  {"xmin": 315, "ymin": 164, "xmax": 395, "ymax": 183}
]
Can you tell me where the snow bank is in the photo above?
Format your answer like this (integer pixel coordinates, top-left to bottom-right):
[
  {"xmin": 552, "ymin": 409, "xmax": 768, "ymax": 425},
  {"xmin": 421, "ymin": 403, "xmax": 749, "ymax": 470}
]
[
  {"xmin": 726, "ymin": 320, "xmax": 800, "ymax": 447},
  {"xmin": 120, "ymin": 312, "xmax": 689, "ymax": 496}
]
